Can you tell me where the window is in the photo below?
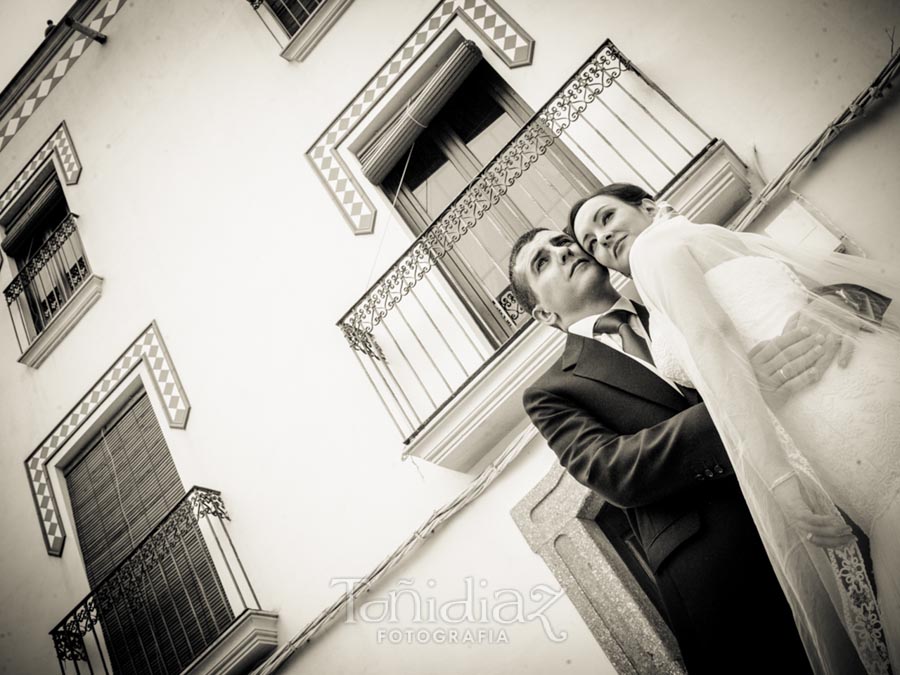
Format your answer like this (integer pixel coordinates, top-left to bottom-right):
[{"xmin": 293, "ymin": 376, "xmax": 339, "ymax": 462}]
[
  {"xmin": 381, "ymin": 62, "xmax": 600, "ymax": 345},
  {"xmin": 264, "ymin": 0, "xmax": 327, "ymax": 37},
  {"xmin": 65, "ymin": 391, "xmax": 233, "ymax": 674},
  {"xmin": 251, "ymin": 0, "xmax": 355, "ymax": 61},
  {"xmin": 2, "ymin": 171, "xmax": 93, "ymax": 349}
]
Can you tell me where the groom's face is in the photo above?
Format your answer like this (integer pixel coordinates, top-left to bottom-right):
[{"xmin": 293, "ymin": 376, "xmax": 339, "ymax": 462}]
[{"xmin": 513, "ymin": 230, "xmax": 611, "ymax": 329}]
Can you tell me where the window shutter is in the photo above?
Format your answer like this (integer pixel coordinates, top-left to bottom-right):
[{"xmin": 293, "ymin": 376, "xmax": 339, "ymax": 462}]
[
  {"xmin": 66, "ymin": 393, "xmax": 183, "ymax": 583},
  {"xmin": 1, "ymin": 175, "xmax": 67, "ymax": 256},
  {"xmin": 359, "ymin": 40, "xmax": 482, "ymax": 185}
]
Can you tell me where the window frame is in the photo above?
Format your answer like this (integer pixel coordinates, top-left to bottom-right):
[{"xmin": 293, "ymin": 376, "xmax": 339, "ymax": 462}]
[
  {"xmin": 46, "ymin": 367, "xmax": 168, "ymax": 563},
  {"xmin": 63, "ymin": 388, "xmax": 234, "ymax": 673},
  {"xmin": 5, "ymin": 173, "xmax": 84, "ymax": 333},
  {"xmin": 0, "ymin": 156, "xmax": 102, "ymax": 367},
  {"xmin": 254, "ymin": 0, "xmax": 357, "ymax": 62}
]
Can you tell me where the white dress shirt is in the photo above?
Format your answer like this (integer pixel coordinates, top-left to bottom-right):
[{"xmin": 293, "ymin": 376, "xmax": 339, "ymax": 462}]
[{"xmin": 568, "ymin": 297, "xmax": 684, "ymax": 394}]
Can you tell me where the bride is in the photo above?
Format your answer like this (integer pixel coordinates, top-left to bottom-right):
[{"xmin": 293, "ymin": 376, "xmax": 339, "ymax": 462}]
[{"xmin": 569, "ymin": 184, "xmax": 900, "ymax": 674}]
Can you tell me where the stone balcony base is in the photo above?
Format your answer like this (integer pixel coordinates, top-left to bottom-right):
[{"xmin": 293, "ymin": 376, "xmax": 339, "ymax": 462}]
[{"xmin": 184, "ymin": 609, "xmax": 279, "ymax": 675}]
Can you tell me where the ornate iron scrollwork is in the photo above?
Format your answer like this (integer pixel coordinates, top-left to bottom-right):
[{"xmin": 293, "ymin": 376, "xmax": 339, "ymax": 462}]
[
  {"xmin": 494, "ymin": 286, "xmax": 527, "ymax": 329},
  {"xmin": 338, "ymin": 44, "xmax": 627, "ymax": 350},
  {"xmin": 49, "ymin": 487, "xmax": 229, "ymax": 663},
  {"xmin": 52, "ymin": 624, "xmax": 88, "ymax": 661},
  {"xmin": 192, "ymin": 487, "xmax": 229, "ymax": 520},
  {"xmin": 341, "ymin": 322, "xmax": 386, "ymax": 360},
  {"xmin": 4, "ymin": 214, "xmax": 81, "ymax": 305}
]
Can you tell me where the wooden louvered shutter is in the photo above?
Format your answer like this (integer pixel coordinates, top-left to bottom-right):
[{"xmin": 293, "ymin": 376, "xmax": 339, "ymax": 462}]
[
  {"xmin": 65, "ymin": 391, "xmax": 233, "ymax": 674},
  {"xmin": 67, "ymin": 393, "xmax": 184, "ymax": 584},
  {"xmin": 1, "ymin": 173, "xmax": 68, "ymax": 257}
]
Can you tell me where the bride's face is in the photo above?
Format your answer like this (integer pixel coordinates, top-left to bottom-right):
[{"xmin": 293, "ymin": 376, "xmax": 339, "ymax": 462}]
[{"xmin": 572, "ymin": 195, "xmax": 656, "ymax": 276}]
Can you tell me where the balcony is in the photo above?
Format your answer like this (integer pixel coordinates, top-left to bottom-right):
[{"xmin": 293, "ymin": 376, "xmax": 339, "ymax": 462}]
[
  {"xmin": 4, "ymin": 213, "xmax": 103, "ymax": 367},
  {"xmin": 337, "ymin": 41, "xmax": 750, "ymax": 470},
  {"xmin": 50, "ymin": 487, "xmax": 277, "ymax": 675}
]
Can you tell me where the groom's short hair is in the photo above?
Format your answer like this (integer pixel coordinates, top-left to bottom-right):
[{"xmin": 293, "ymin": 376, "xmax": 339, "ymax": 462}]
[{"xmin": 508, "ymin": 228, "xmax": 549, "ymax": 314}]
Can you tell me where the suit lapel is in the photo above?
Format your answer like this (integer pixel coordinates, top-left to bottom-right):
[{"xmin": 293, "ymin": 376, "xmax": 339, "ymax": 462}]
[{"xmin": 562, "ymin": 333, "xmax": 686, "ymax": 411}]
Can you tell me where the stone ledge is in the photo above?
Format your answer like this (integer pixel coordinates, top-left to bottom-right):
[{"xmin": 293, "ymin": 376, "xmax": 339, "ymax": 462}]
[
  {"xmin": 662, "ymin": 139, "xmax": 751, "ymax": 226},
  {"xmin": 404, "ymin": 321, "xmax": 563, "ymax": 472},
  {"xmin": 184, "ymin": 609, "xmax": 279, "ymax": 675},
  {"xmin": 511, "ymin": 467, "xmax": 684, "ymax": 674},
  {"xmin": 19, "ymin": 274, "xmax": 103, "ymax": 368},
  {"xmin": 280, "ymin": 0, "xmax": 356, "ymax": 62}
]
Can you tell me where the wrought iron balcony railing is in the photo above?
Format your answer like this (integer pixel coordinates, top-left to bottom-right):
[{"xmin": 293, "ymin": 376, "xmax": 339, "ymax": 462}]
[
  {"xmin": 4, "ymin": 213, "xmax": 92, "ymax": 351},
  {"xmin": 50, "ymin": 487, "xmax": 263, "ymax": 675},
  {"xmin": 337, "ymin": 40, "xmax": 712, "ymax": 443}
]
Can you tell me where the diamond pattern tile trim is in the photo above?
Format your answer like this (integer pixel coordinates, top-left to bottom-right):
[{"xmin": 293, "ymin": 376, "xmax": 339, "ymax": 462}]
[
  {"xmin": 0, "ymin": 122, "xmax": 81, "ymax": 217},
  {"xmin": 0, "ymin": 0, "xmax": 126, "ymax": 154},
  {"xmin": 24, "ymin": 321, "xmax": 190, "ymax": 557},
  {"xmin": 307, "ymin": 0, "xmax": 533, "ymax": 234}
]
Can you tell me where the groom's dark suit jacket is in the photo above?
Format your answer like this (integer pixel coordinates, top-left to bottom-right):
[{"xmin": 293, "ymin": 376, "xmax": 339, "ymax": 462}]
[{"xmin": 524, "ymin": 305, "xmax": 812, "ymax": 674}]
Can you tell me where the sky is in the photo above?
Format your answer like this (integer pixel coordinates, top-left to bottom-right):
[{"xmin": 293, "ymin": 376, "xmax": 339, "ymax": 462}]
[{"xmin": 0, "ymin": 0, "xmax": 74, "ymax": 90}]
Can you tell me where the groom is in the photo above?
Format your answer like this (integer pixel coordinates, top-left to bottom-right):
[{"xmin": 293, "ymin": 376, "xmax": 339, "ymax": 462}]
[{"xmin": 506, "ymin": 227, "xmax": 856, "ymax": 674}]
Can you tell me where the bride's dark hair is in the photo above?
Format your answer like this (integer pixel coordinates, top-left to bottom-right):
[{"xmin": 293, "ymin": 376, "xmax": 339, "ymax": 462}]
[{"xmin": 565, "ymin": 183, "xmax": 653, "ymax": 240}]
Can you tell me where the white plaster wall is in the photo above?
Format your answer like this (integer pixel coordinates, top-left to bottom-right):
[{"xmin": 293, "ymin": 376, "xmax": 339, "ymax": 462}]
[
  {"xmin": 0, "ymin": 0, "xmax": 898, "ymax": 673},
  {"xmin": 281, "ymin": 434, "xmax": 616, "ymax": 675}
]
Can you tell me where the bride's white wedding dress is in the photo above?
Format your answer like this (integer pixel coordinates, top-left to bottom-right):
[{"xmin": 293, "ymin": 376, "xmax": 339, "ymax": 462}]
[{"xmin": 629, "ymin": 215, "xmax": 900, "ymax": 674}]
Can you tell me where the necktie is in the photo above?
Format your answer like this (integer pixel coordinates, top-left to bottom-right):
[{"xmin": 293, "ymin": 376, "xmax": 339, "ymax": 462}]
[{"xmin": 593, "ymin": 310, "xmax": 655, "ymax": 366}]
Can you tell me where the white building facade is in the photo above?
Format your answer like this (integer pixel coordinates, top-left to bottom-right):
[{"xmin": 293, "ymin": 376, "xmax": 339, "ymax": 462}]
[{"xmin": 0, "ymin": 0, "xmax": 898, "ymax": 673}]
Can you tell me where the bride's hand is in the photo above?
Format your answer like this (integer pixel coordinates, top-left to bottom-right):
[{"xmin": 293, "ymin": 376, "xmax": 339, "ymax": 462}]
[
  {"xmin": 749, "ymin": 328, "xmax": 825, "ymax": 407},
  {"xmin": 772, "ymin": 474, "xmax": 856, "ymax": 548},
  {"xmin": 786, "ymin": 294, "xmax": 871, "ymax": 369}
]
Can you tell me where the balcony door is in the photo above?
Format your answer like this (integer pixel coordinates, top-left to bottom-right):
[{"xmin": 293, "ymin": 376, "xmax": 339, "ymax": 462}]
[
  {"xmin": 382, "ymin": 61, "xmax": 600, "ymax": 346},
  {"xmin": 65, "ymin": 391, "xmax": 232, "ymax": 674}
]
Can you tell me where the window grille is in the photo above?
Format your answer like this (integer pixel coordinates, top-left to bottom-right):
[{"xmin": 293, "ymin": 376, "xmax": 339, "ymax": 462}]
[{"xmin": 263, "ymin": 0, "xmax": 325, "ymax": 36}]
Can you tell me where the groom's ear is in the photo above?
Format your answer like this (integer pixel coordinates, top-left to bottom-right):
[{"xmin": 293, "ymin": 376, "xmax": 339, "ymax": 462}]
[{"xmin": 532, "ymin": 305, "xmax": 559, "ymax": 329}]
